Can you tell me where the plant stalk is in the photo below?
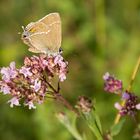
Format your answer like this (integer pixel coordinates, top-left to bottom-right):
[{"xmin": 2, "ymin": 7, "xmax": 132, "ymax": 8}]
[{"xmin": 114, "ymin": 56, "xmax": 140, "ymax": 124}]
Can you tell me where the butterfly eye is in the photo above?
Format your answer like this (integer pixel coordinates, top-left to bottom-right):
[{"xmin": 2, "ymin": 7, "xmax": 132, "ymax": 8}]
[
  {"xmin": 59, "ymin": 47, "xmax": 63, "ymax": 54},
  {"xmin": 22, "ymin": 30, "xmax": 30, "ymax": 38},
  {"xmin": 23, "ymin": 35, "xmax": 27, "ymax": 38}
]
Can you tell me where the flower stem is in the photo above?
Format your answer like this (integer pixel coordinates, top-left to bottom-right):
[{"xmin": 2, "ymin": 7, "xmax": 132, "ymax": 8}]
[
  {"xmin": 43, "ymin": 76, "xmax": 79, "ymax": 116},
  {"xmin": 54, "ymin": 93, "xmax": 80, "ymax": 116},
  {"xmin": 114, "ymin": 56, "xmax": 140, "ymax": 124}
]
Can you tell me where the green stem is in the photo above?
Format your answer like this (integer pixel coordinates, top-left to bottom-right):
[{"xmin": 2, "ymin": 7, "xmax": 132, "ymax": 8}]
[{"xmin": 43, "ymin": 75, "xmax": 79, "ymax": 116}]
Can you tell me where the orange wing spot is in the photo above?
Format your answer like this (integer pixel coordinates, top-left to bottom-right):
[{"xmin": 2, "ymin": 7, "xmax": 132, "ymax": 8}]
[{"xmin": 30, "ymin": 28, "xmax": 36, "ymax": 33}]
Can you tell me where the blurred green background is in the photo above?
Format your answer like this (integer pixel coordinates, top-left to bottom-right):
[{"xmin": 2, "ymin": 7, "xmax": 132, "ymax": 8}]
[{"xmin": 0, "ymin": 0, "xmax": 140, "ymax": 140}]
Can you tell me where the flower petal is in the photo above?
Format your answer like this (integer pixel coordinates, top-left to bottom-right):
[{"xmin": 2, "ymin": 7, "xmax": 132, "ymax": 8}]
[
  {"xmin": 8, "ymin": 97, "xmax": 20, "ymax": 108},
  {"xmin": 114, "ymin": 102, "xmax": 122, "ymax": 110}
]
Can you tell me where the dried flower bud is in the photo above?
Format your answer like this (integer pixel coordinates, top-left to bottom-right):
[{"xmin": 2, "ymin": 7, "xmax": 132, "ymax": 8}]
[
  {"xmin": 56, "ymin": 112, "xmax": 67, "ymax": 121},
  {"xmin": 76, "ymin": 96, "xmax": 93, "ymax": 113}
]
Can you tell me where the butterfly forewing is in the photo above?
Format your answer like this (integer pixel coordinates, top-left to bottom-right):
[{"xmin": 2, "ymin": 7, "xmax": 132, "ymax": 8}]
[
  {"xmin": 26, "ymin": 22, "xmax": 50, "ymax": 34},
  {"xmin": 39, "ymin": 13, "xmax": 61, "ymax": 26}
]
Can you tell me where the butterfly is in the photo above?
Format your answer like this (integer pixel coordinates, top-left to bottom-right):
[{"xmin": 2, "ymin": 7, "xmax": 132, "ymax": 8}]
[{"xmin": 21, "ymin": 13, "xmax": 62, "ymax": 55}]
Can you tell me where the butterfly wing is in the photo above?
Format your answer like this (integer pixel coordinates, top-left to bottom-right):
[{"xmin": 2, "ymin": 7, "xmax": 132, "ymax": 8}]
[
  {"xmin": 25, "ymin": 22, "xmax": 50, "ymax": 34},
  {"xmin": 27, "ymin": 32, "xmax": 52, "ymax": 54},
  {"xmin": 39, "ymin": 13, "xmax": 61, "ymax": 27},
  {"xmin": 22, "ymin": 13, "xmax": 61, "ymax": 54},
  {"xmin": 28, "ymin": 21, "xmax": 61, "ymax": 54},
  {"xmin": 22, "ymin": 22, "xmax": 49, "ymax": 53},
  {"xmin": 28, "ymin": 47, "xmax": 42, "ymax": 53},
  {"xmin": 38, "ymin": 13, "xmax": 61, "ymax": 52}
]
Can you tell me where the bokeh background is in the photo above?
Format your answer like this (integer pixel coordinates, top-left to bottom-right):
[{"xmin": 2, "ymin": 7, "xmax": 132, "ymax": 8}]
[{"xmin": 0, "ymin": 0, "xmax": 140, "ymax": 140}]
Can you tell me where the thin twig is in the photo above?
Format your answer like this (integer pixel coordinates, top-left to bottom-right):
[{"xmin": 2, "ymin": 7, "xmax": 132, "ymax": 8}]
[
  {"xmin": 54, "ymin": 93, "xmax": 80, "ymax": 116},
  {"xmin": 43, "ymin": 75, "xmax": 79, "ymax": 116},
  {"xmin": 57, "ymin": 81, "xmax": 60, "ymax": 92},
  {"xmin": 42, "ymin": 72, "xmax": 58, "ymax": 93},
  {"xmin": 43, "ymin": 76, "xmax": 58, "ymax": 93}
]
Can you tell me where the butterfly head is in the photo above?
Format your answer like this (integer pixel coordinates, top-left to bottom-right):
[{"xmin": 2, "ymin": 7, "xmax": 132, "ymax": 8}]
[{"xmin": 21, "ymin": 26, "xmax": 31, "ymax": 39}]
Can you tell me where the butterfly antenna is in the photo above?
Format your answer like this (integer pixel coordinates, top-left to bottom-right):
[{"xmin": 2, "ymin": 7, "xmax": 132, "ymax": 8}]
[
  {"xmin": 18, "ymin": 26, "xmax": 25, "ymax": 35},
  {"xmin": 22, "ymin": 26, "xmax": 25, "ymax": 31}
]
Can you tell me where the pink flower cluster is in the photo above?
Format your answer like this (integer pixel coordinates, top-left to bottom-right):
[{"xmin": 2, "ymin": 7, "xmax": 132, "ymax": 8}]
[
  {"xmin": 115, "ymin": 91, "xmax": 140, "ymax": 116},
  {"xmin": 103, "ymin": 72, "xmax": 123, "ymax": 94},
  {"xmin": 103, "ymin": 72, "xmax": 140, "ymax": 117},
  {"xmin": 0, "ymin": 54, "xmax": 68, "ymax": 109}
]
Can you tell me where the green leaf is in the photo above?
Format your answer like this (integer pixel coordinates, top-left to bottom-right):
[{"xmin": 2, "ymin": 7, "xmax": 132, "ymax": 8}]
[
  {"xmin": 56, "ymin": 112, "xmax": 84, "ymax": 140},
  {"xmin": 83, "ymin": 109, "xmax": 103, "ymax": 140},
  {"xmin": 110, "ymin": 118, "xmax": 126, "ymax": 136},
  {"xmin": 82, "ymin": 133, "xmax": 88, "ymax": 140},
  {"xmin": 93, "ymin": 109, "xmax": 103, "ymax": 135}
]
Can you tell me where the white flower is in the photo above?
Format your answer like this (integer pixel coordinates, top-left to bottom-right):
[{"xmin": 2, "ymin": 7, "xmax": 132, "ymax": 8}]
[
  {"xmin": 59, "ymin": 73, "xmax": 66, "ymax": 82},
  {"xmin": 25, "ymin": 101, "xmax": 36, "ymax": 109},
  {"xmin": 19, "ymin": 67, "xmax": 32, "ymax": 77},
  {"xmin": 136, "ymin": 103, "xmax": 140, "ymax": 110},
  {"xmin": 31, "ymin": 79, "xmax": 41, "ymax": 92},
  {"xmin": 8, "ymin": 97, "xmax": 20, "ymax": 108},
  {"xmin": 1, "ymin": 61, "xmax": 17, "ymax": 82},
  {"xmin": 0, "ymin": 84, "xmax": 11, "ymax": 94},
  {"xmin": 114, "ymin": 102, "xmax": 122, "ymax": 110},
  {"xmin": 103, "ymin": 72, "xmax": 110, "ymax": 80}
]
